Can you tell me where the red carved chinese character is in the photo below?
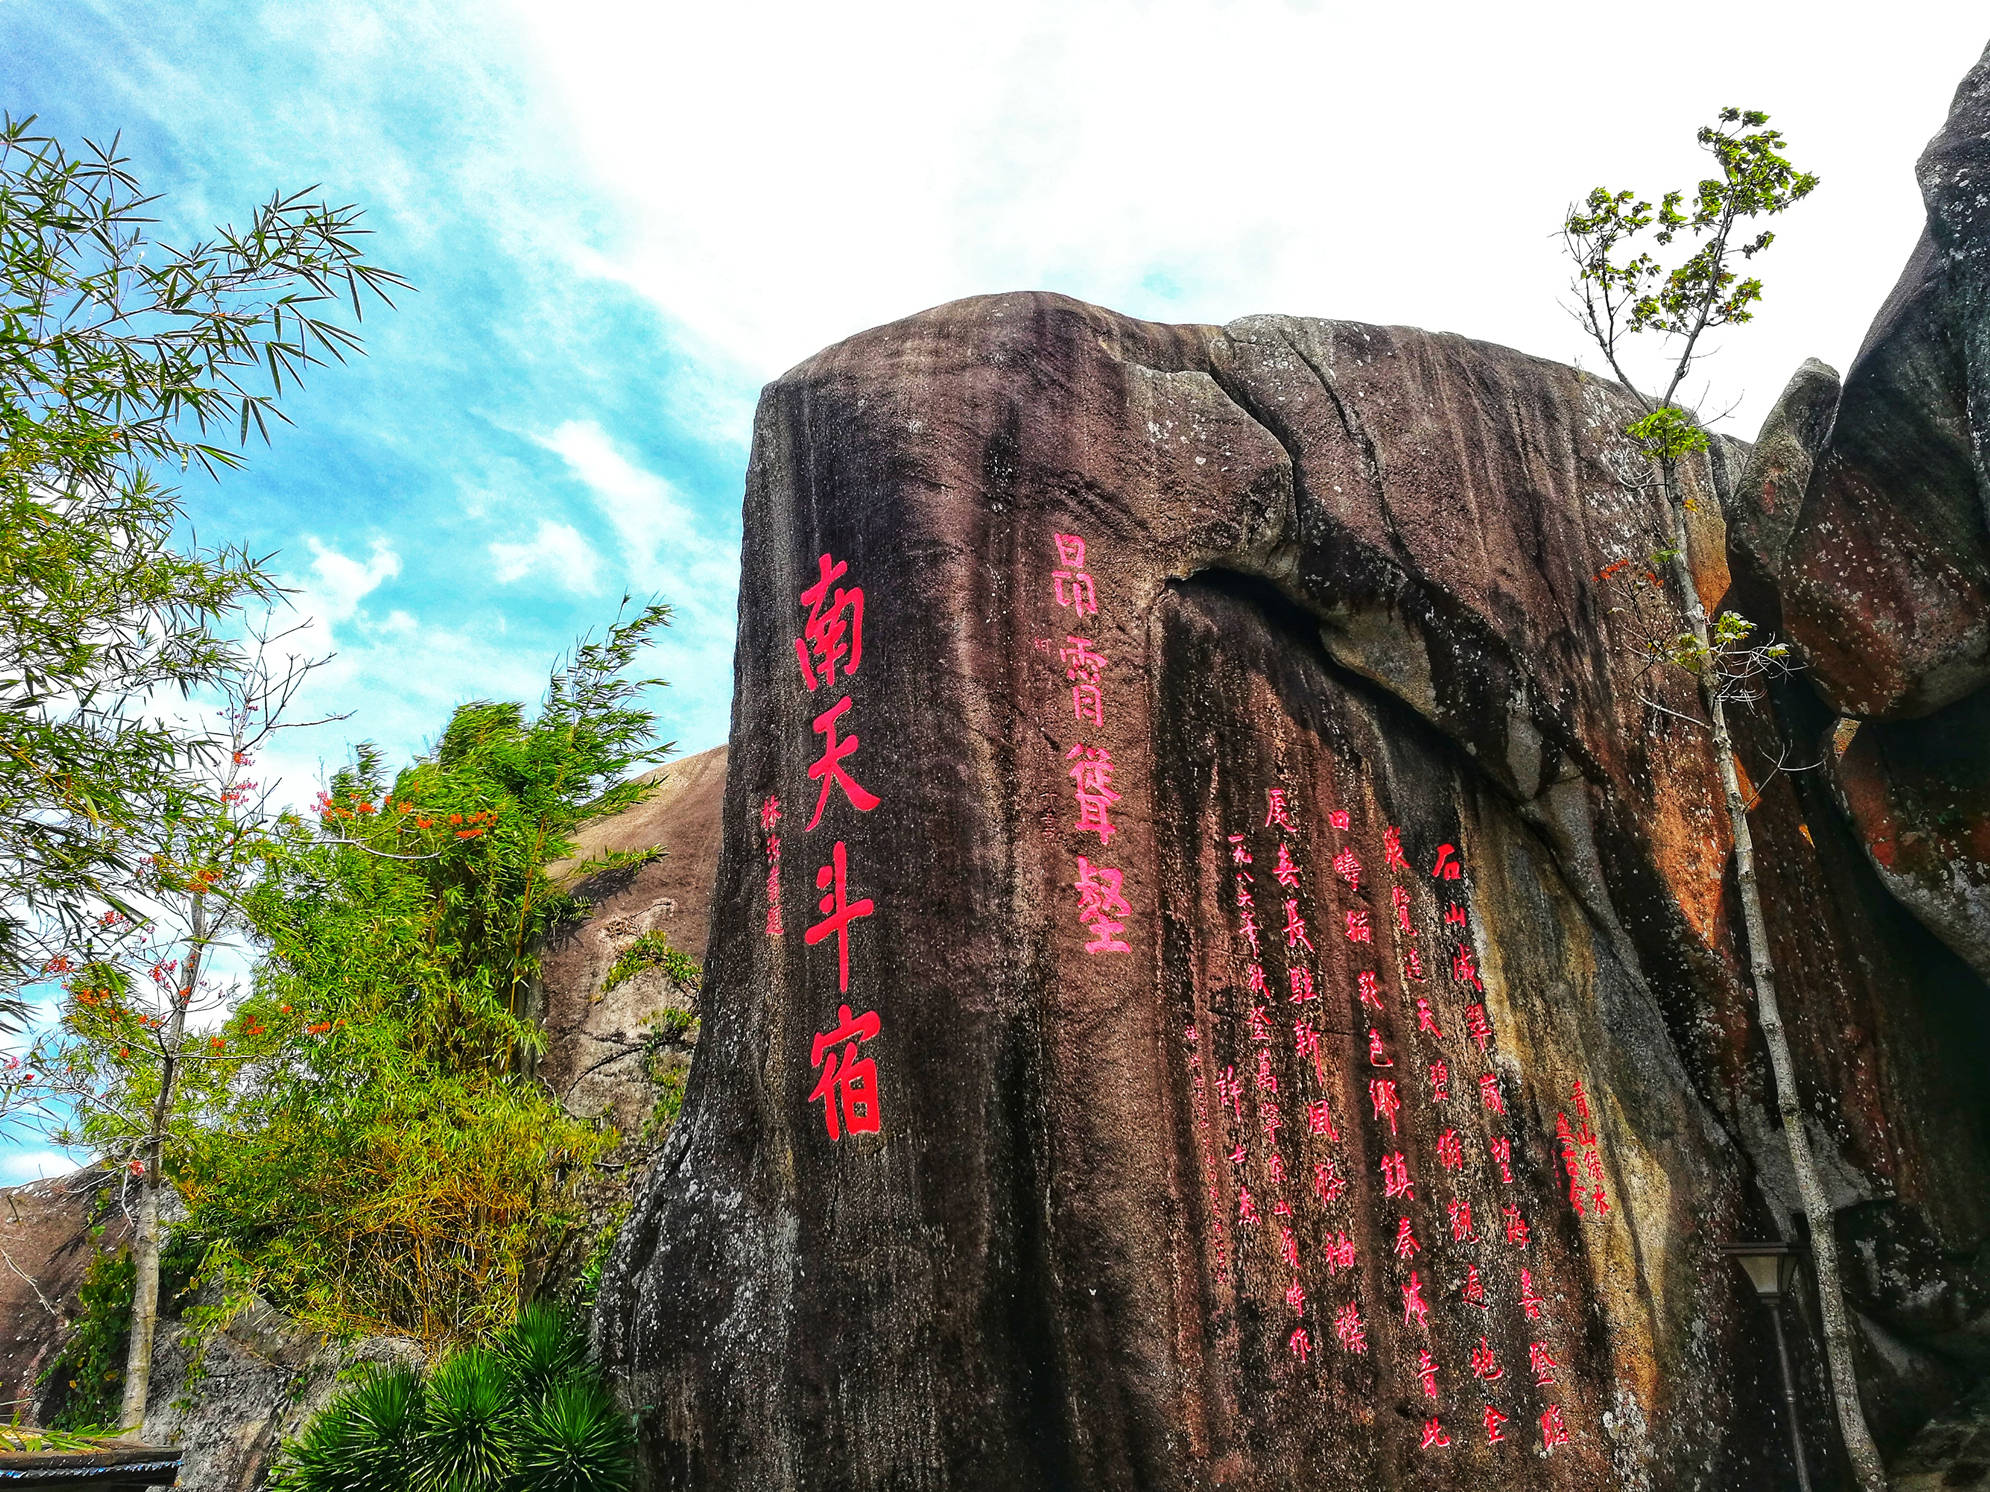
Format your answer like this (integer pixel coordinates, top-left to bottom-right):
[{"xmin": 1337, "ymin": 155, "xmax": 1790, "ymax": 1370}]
[
  {"xmin": 1305, "ymin": 1097, "xmax": 1339, "ymax": 1141},
  {"xmin": 1273, "ymin": 842, "xmax": 1301, "ymax": 889},
  {"xmin": 1279, "ymin": 1224, "xmax": 1301, "ymax": 1268},
  {"xmin": 1295, "ymin": 1021, "xmax": 1324, "ymax": 1083},
  {"xmin": 1403, "ymin": 1271, "xmax": 1431, "ymax": 1329},
  {"xmin": 795, "ymin": 553, "xmax": 864, "ymax": 691},
  {"xmin": 1248, "ymin": 1004, "xmax": 1274, "ymax": 1043},
  {"xmin": 1415, "ymin": 1348, "xmax": 1439, "ymax": 1398},
  {"xmin": 1255, "ymin": 1048, "xmax": 1279, "ymax": 1094},
  {"xmin": 1392, "ymin": 883, "xmax": 1414, "ymax": 933},
  {"xmin": 1381, "ymin": 1151, "xmax": 1414, "ymax": 1201},
  {"xmin": 1344, "ymin": 909, "xmax": 1372, "ymax": 944},
  {"xmin": 1369, "ymin": 1077, "xmax": 1402, "ymax": 1134},
  {"xmin": 1490, "ymin": 1135, "xmax": 1515, "ymax": 1183},
  {"xmin": 1072, "ymin": 682, "xmax": 1104, "ymax": 728},
  {"xmin": 1404, "ymin": 944, "xmax": 1426, "ymax": 982},
  {"xmin": 766, "ymin": 855, "xmax": 784, "ymax": 938},
  {"xmin": 805, "ymin": 841, "xmax": 874, "ymax": 992},
  {"xmin": 1356, "ymin": 970, "xmax": 1384, "ymax": 1009},
  {"xmin": 1051, "ymin": 534, "xmax": 1097, "ymax": 617},
  {"xmin": 1464, "ymin": 1003, "xmax": 1493, "ymax": 1053},
  {"xmin": 1328, "ymin": 808, "xmax": 1350, "ymax": 831},
  {"xmin": 1288, "ymin": 1325, "xmax": 1311, "ymax": 1361},
  {"xmin": 1592, "ymin": 1185, "xmax": 1611, "ymax": 1216},
  {"xmin": 1228, "ymin": 833, "xmax": 1252, "ymax": 865},
  {"xmin": 1502, "ymin": 1204, "xmax": 1530, "ymax": 1249},
  {"xmin": 1367, "ymin": 1027, "xmax": 1393, "ymax": 1067},
  {"xmin": 1530, "ymin": 1341, "xmax": 1558, "ymax": 1386},
  {"xmin": 1332, "ymin": 846, "xmax": 1362, "ymax": 892},
  {"xmin": 1314, "ymin": 1162, "xmax": 1349, "ymax": 1208},
  {"xmin": 805, "ymin": 696, "xmax": 881, "ymax": 831},
  {"xmin": 1471, "ymin": 1336, "xmax": 1504, "ymax": 1381},
  {"xmin": 1462, "ymin": 1263, "xmax": 1489, "ymax": 1309},
  {"xmin": 1059, "ymin": 634, "xmax": 1105, "ymax": 682},
  {"xmin": 1437, "ymin": 1128, "xmax": 1464, "ymax": 1171},
  {"xmin": 1420, "ymin": 1418, "xmax": 1451, "ymax": 1449},
  {"xmin": 1216, "ymin": 1065, "xmax": 1242, "ymax": 1120},
  {"xmin": 760, "ymin": 795, "xmax": 783, "ymax": 833},
  {"xmin": 1519, "ymin": 1268, "xmax": 1546, "ymax": 1321},
  {"xmin": 1324, "ymin": 1230, "xmax": 1357, "ymax": 1272},
  {"xmin": 1479, "ymin": 1071, "xmax": 1505, "ymax": 1116},
  {"xmin": 1238, "ymin": 1186, "xmax": 1260, "ymax": 1226},
  {"xmin": 808, "ymin": 1003, "xmax": 882, "ymax": 1139},
  {"xmin": 1571, "ymin": 1077, "xmax": 1591, "ymax": 1122},
  {"xmin": 1384, "ymin": 826, "xmax": 1411, "ymax": 872},
  {"xmin": 1267, "ymin": 1152, "xmax": 1288, "ymax": 1187},
  {"xmin": 1273, "ymin": 1196, "xmax": 1292, "ymax": 1217},
  {"xmin": 1334, "ymin": 1301, "xmax": 1367, "ymax": 1354},
  {"xmin": 1586, "ymin": 1149, "xmax": 1606, "ymax": 1183},
  {"xmin": 1452, "ymin": 944, "xmax": 1484, "ymax": 991},
  {"xmin": 1483, "ymin": 1405, "xmax": 1508, "ymax": 1445},
  {"xmin": 1238, "ymin": 908, "xmax": 1261, "ymax": 956},
  {"xmin": 1395, "ymin": 1216, "xmax": 1421, "ymax": 1259},
  {"xmin": 1234, "ymin": 878, "xmax": 1255, "ymax": 909},
  {"xmin": 1289, "ymin": 965, "xmax": 1316, "ymax": 1002},
  {"xmin": 1415, "ymin": 997, "xmax": 1445, "ymax": 1039},
  {"xmin": 1065, "ymin": 743, "xmax": 1120, "ymax": 843},
  {"xmin": 1540, "ymin": 1405, "xmax": 1570, "ymax": 1452},
  {"xmin": 1229, "ymin": 1143, "xmax": 1246, "ymax": 1166},
  {"xmin": 1429, "ymin": 1061, "xmax": 1451, "ymax": 1103},
  {"xmin": 1449, "ymin": 1199, "xmax": 1477, "ymax": 1242},
  {"xmin": 1261, "ymin": 1104, "xmax": 1283, "ymax": 1142},
  {"xmin": 1245, "ymin": 961, "xmax": 1269, "ymax": 997},
  {"xmin": 1445, "ymin": 904, "xmax": 1468, "ymax": 930},
  {"xmin": 1074, "ymin": 856, "xmax": 1133, "ymax": 953},
  {"xmin": 1265, "ymin": 788, "xmax": 1297, "ymax": 833},
  {"xmin": 1283, "ymin": 899, "xmax": 1314, "ymax": 952},
  {"xmin": 1432, "ymin": 843, "xmax": 1461, "ymax": 880}
]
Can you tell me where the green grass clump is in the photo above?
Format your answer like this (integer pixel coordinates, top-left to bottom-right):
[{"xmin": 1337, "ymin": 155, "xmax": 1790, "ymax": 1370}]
[{"xmin": 603, "ymin": 931, "xmax": 698, "ymax": 992}]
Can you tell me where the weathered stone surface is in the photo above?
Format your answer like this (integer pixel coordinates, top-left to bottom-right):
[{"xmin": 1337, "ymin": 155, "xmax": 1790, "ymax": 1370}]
[
  {"xmin": 1783, "ymin": 42, "xmax": 1990, "ymax": 720},
  {"xmin": 538, "ymin": 744, "xmax": 724, "ymax": 1142},
  {"xmin": 597, "ymin": 289, "xmax": 1990, "ymax": 1487}
]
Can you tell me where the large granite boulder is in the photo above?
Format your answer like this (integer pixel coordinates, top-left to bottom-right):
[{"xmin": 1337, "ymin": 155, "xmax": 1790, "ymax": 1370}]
[{"xmin": 596, "ymin": 287, "xmax": 1990, "ymax": 1488}]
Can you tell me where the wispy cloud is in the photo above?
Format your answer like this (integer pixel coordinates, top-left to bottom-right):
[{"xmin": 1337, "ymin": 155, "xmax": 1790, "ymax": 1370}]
[{"xmin": 490, "ymin": 519, "xmax": 604, "ymax": 594}]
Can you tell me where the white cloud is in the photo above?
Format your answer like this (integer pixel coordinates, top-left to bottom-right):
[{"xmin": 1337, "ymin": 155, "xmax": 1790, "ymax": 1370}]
[
  {"xmin": 500, "ymin": 0, "xmax": 1990, "ymax": 436},
  {"xmin": 303, "ymin": 536, "xmax": 401, "ymax": 624},
  {"xmin": 0, "ymin": 1149, "xmax": 77, "ymax": 1186},
  {"xmin": 490, "ymin": 519, "xmax": 604, "ymax": 593}
]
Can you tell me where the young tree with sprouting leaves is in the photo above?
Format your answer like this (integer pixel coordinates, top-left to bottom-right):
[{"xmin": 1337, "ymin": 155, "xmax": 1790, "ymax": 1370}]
[
  {"xmin": 1563, "ymin": 111, "xmax": 1887, "ymax": 1489},
  {"xmin": 0, "ymin": 112, "xmax": 407, "ymax": 1015}
]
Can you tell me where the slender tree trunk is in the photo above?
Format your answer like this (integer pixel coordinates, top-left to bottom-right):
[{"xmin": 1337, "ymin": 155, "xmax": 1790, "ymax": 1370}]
[
  {"xmin": 1662, "ymin": 461, "xmax": 1889, "ymax": 1490},
  {"xmin": 118, "ymin": 894, "xmax": 204, "ymax": 1439}
]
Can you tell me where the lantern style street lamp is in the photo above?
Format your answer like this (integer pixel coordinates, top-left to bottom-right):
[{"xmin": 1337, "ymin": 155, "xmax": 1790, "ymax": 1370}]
[{"xmin": 1720, "ymin": 1241, "xmax": 1812, "ymax": 1492}]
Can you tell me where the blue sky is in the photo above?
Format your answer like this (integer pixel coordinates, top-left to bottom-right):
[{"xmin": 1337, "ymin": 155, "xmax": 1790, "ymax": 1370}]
[{"xmin": 3, "ymin": 0, "xmax": 1984, "ymax": 1177}]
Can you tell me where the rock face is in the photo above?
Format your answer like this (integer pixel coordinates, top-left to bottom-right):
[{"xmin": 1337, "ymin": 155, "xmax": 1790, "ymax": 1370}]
[
  {"xmin": 1730, "ymin": 42, "xmax": 1990, "ymax": 996},
  {"xmin": 0, "ymin": 1171, "xmax": 117, "ymax": 1419},
  {"xmin": 538, "ymin": 744, "xmax": 726, "ymax": 1141},
  {"xmin": 596, "ymin": 280, "xmax": 1990, "ymax": 1486}
]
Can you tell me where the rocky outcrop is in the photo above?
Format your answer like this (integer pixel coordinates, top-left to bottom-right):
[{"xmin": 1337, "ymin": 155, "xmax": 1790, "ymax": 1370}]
[
  {"xmin": 595, "ymin": 276, "xmax": 1990, "ymax": 1488},
  {"xmin": 1737, "ymin": 43, "xmax": 1990, "ymax": 992},
  {"xmin": 0, "ymin": 1171, "xmax": 118, "ymax": 1420}
]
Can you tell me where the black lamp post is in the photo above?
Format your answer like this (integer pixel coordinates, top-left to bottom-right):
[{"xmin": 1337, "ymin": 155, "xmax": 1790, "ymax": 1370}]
[{"xmin": 1720, "ymin": 1241, "xmax": 1812, "ymax": 1492}]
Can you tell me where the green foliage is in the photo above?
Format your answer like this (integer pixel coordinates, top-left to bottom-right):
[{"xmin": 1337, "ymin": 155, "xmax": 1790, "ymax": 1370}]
[
  {"xmin": 603, "ymin": 931, "xmax": 699, "ymax": 992},
  {"xmin": 275, "ymin": 1307, "xmax": 632, "ymax": 1492},
  {"xmin": 40, "ymin": 1245, "xmax": 132, "ymax": 1429},
  {"xmin": 171, "ymin": 606, "xmax": 674, "ymax": 1345},
  {"xmin": 414, "ymin": 1350, "xmax": 512, "ymax": 1492},
  {"xmin": 0, "ymin": 112, "xmax": 404, "ymax": 1000},
  {"xmin": 514, "ymin": 1378, "xmax": 635, "ymax": 1492},
  {"xmin": 276, "ymin": 1365, "xmax": 424, "ymax": 1492},
  {"xmin": 1564, "ymin": 106, "xmax": 1817, "ymax": 462}
]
